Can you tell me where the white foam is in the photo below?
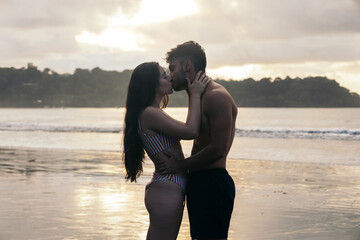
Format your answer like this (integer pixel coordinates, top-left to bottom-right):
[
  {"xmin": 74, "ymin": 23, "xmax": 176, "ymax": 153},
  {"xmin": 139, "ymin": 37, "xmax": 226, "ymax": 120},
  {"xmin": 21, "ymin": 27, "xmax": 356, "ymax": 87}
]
[
  {"xmin": 0, "ymin": 122, "xmax": 121, "ymax": 133},
  {"xmin": 235, "ymin": 127, "xmax": 360, "ymax": 141}
]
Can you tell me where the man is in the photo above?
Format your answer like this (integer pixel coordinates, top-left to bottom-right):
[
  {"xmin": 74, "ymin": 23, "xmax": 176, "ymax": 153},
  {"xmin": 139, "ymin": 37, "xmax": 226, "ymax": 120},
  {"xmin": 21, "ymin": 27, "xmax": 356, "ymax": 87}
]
[{"xmin": 165, "ymin": 41, "xmax": 237, "ymax": 240}]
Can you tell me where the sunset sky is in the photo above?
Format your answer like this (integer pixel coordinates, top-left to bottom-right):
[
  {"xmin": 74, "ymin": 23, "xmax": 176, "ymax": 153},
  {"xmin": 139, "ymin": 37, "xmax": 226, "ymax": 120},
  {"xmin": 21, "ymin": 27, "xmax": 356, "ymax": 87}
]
[{"xmin": 1, "ymin": 0, "xmax": 360, "ymax": 93}]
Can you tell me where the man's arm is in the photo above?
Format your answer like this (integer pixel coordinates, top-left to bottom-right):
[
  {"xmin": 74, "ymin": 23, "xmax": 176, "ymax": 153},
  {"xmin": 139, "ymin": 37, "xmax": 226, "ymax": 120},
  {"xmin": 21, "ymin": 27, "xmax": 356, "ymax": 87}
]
[{"xmin": 180, "ymin": 91, "xmax": 235, "ymax": 170}]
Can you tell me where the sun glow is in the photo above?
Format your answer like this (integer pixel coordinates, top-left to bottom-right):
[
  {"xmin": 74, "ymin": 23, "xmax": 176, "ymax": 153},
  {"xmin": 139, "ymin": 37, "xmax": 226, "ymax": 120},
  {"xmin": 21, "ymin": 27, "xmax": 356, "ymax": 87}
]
[
  {"xmin": 207, "ymin": 65, "xmax": 261, "ymax": 80},
  {"xmin": 75, "ymin": 0, "xmax": 199, "ymax": 51},
  {"xmin": 207, "ymin": 62, "xmax": 360, "ymax": 94},
  {"xmin": 76, "ymin": 29, "xmax": 142, "ymax": 51}
]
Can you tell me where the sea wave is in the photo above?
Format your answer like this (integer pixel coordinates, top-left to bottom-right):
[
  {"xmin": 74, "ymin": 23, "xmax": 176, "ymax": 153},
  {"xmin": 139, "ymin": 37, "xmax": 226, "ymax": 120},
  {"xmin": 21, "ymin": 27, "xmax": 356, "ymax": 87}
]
[
  {"xmin": 1, "ymin": 122, "xmax": 359, "ymax": 140},
  {"xmin": 0, "ymin": 123, "xmax": 121, "ymax": 133},
  {"xmin": 235, "ymin": 128, "xmax": 360, "ymax": 141}
]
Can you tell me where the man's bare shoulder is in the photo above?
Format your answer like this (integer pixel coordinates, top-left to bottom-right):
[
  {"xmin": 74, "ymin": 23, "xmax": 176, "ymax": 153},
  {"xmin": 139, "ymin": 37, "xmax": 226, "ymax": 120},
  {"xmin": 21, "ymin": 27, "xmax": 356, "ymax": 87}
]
[
  {"xmin": 202, "ymin": 82, "xmax": 236, "ymax": 113},
  {"xmin": 203, "ymin": 82, "xmax": 231, "ymax": 98}
]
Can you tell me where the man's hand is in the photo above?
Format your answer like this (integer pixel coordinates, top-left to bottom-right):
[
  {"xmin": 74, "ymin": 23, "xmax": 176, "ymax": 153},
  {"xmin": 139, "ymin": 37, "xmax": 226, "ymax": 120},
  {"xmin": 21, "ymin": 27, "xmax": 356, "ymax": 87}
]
[{"xmin": 157, "ymin": 151, "xmax": 183, "ymax": 174}]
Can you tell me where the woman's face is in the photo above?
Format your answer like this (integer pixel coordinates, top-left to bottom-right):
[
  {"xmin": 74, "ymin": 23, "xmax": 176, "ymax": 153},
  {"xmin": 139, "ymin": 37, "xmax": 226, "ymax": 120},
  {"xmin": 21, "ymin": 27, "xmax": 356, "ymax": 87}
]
[{"xmin": 156, "ymin": 66, "xmax": 173, "ymax": 95}]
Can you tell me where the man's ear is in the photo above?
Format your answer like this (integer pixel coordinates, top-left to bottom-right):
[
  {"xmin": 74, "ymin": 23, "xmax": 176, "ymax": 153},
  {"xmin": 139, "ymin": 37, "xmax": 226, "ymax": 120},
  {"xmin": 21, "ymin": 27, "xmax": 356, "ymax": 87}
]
[{"xmin": 184, "ymin": 59, "xmax": 192, "ymax": 72}]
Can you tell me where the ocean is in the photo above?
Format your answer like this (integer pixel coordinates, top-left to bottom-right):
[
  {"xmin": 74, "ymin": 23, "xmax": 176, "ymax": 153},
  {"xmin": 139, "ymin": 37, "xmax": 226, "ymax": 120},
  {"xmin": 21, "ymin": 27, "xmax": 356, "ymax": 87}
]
[
  {"xmin": 0, "ymin": 107, "xmax": 359, "ymax": 165},
  {"xmin": 1, "ymin": 108, "xmax": 360, "ymax": 239}
]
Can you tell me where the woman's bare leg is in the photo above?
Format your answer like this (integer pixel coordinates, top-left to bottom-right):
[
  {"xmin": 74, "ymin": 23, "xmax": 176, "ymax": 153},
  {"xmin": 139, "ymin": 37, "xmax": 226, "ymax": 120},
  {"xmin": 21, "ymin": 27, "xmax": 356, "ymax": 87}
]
[{"xmin": 145, "ymin": 180, "xmax": 184, "ymax": 240}]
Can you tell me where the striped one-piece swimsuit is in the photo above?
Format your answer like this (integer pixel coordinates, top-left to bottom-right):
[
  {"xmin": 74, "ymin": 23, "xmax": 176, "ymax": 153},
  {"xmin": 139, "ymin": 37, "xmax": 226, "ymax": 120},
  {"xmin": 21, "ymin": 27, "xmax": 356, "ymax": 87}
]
[{"xmin": 138, "ymin": 119, "xmax": 186, "ymax": 193}]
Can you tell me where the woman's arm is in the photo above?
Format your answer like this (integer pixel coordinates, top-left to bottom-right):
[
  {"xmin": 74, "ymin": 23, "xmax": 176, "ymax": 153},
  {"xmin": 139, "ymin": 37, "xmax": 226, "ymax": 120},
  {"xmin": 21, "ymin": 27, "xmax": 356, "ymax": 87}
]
[{"xmin": 141, "ymin": 72, "xmax": 209, "ymax": 140}]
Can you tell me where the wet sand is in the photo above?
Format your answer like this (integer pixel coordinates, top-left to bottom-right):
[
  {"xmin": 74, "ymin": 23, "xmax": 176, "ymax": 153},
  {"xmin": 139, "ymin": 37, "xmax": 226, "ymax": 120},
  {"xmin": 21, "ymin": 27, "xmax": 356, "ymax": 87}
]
[{"xmin": 1, "ymin": 148, "xmax": 360, "ymax": 240}]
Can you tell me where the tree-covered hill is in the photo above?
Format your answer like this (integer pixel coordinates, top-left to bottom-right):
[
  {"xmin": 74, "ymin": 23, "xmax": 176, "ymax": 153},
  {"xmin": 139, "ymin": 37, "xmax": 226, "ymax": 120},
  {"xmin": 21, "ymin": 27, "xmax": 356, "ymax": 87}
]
[
  {"xmin": 217, "ymin": 77, "xmax": 360, "ymax": 107},
  {"xmin": 1, "ymin": 64, "xmax": 359, "ymax": 108}
]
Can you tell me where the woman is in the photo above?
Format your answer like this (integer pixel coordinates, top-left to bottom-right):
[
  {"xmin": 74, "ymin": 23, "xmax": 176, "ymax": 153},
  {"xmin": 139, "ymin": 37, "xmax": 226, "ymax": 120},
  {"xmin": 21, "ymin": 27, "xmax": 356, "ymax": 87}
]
[{"xmin": 123, "ymin": 62, "xmax": 209, "ymax": 240}]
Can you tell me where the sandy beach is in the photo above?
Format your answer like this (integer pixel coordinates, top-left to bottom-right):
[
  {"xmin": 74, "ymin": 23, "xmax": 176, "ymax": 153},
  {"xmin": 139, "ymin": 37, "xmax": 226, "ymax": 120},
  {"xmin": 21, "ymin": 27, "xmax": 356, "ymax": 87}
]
[{"xmin": 1, "ymin": 148, "xmax": 360, "ymax": 240}]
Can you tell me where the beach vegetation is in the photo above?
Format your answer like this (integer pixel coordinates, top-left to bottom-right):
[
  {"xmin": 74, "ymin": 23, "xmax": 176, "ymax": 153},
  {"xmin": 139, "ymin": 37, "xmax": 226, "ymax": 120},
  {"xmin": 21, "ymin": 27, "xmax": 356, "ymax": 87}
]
[{"xmin": 0, "ymin": 65, "xmax": 359, "ymax": 108}]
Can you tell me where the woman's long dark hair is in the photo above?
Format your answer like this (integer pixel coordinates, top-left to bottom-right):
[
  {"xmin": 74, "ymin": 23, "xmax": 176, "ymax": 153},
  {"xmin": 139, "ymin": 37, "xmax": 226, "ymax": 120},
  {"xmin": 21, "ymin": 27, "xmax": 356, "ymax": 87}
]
[{"xmin": 123, "ymin": 62, "xmax": 169, "ymax": 182}]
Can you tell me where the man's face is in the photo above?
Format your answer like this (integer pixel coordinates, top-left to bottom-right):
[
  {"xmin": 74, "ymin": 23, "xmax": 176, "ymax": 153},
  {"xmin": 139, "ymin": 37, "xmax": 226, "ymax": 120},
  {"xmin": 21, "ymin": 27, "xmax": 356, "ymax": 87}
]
[{"xmin": 169, "ymin": 58, "xmax": 187, "ymax": 91}]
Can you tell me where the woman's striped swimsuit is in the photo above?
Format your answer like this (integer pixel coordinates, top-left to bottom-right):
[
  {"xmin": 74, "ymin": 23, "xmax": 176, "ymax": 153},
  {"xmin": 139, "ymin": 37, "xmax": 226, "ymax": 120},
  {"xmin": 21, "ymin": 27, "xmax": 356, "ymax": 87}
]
[{"xmin": 138, "ymin": 120, "xmax": 186, "ymax": 193}]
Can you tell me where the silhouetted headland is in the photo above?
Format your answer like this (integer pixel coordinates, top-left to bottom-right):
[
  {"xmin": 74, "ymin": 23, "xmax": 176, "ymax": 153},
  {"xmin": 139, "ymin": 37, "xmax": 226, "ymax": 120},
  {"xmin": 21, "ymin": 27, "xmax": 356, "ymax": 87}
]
[{"xmin": 1, "ymin": 64, "xmax": 359, "ymax": 108}]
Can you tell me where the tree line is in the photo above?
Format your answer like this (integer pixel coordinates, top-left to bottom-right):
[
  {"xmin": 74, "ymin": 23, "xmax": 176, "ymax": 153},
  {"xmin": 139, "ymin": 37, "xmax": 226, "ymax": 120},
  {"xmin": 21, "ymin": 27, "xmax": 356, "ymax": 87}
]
[{"xmin": 1, "ymin": 64, "xmax": 359, "ymax": 108}]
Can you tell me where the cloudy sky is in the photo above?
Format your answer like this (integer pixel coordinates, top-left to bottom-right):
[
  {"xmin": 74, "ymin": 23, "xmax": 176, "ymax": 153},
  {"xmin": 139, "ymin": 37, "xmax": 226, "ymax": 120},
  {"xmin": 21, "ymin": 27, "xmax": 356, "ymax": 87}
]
[{"xmin": 1, "ymin": 0, "xmax": 360, "ymax": 93}]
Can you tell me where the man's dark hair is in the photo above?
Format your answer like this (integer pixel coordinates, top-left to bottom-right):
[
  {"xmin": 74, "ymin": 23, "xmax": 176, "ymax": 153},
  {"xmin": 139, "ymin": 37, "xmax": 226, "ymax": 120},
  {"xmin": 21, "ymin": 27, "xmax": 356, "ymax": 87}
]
[{"xmin": 165, "ymin": 41, "xmax": 206, "ymax": 72}]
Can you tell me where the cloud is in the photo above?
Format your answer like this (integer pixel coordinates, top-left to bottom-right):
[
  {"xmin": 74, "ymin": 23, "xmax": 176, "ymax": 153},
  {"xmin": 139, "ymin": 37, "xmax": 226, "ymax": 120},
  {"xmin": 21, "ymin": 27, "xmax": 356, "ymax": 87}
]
[
  {"xmin": 1, "ymin": 0, "xmax": 360, "ymax": 92},
  {"xmin": 125, "ymin": 0, "xmax": 360, "ymax": 68},
  {"xmin": 0, "ymin": 0, "xmax": 141, "ymax": 30},
  {"xmin": 212, "ymin": 0, "xmax": 360, "ymax": 39},
  {"xmin": 137, "ymin": 0, "xmax": 360, "ymax": 43},
  {"xmin": 2, "ymin": 0, "xmax": 360, "ymax": 64},
  {"xmin": 0, "ymin": 0, "xmax": 143, "ymax": 66},
  {"xmin": 244, "ymin": 0, "xmax": 360, "ymax": 38}
]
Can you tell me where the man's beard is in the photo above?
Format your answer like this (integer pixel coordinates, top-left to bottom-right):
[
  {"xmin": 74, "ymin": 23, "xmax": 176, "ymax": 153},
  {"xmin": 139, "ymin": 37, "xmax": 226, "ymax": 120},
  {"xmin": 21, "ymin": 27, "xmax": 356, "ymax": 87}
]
[{"xmin": 172, "ymin": 69, "xmax": 187, "ymax": 91}]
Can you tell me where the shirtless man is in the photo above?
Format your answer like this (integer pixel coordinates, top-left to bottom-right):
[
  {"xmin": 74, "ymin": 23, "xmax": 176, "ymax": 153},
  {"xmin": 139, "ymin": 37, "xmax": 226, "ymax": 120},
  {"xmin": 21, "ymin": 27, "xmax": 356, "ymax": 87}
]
[{"xmin": 164, "ymin": 41, "xmax": 237, "ymax": 240}]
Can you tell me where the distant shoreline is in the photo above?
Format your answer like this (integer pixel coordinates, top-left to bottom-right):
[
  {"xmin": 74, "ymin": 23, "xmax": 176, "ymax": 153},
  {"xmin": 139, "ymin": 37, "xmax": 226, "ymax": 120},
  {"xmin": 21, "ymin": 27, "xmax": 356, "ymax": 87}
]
[{"xmin": 1, "ymin": 66, "xmax": 360, "ymax": 108}]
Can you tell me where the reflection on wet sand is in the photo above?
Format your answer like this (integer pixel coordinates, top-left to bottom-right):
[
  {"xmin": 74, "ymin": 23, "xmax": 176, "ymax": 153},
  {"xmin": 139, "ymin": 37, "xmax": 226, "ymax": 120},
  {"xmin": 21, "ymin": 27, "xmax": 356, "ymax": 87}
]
[
  {"xmin": 0, "ymin": 148, "xmax": 360, "ymax": 239},
  {"xmin": 72, "ymin": 181, "xmax": 149, "ymax": 239},
  {"xmin": 229, "ymin": 160, "xmax": 360, "ymax": 240}
]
